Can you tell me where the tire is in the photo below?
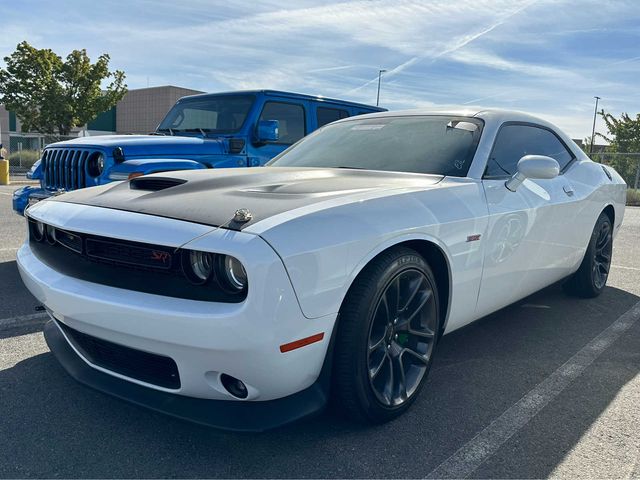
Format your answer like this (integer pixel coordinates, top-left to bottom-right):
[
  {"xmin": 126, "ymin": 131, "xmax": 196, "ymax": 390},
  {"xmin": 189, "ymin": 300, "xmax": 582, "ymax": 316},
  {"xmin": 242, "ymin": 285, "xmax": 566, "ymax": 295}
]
[
  {"xmin": 563, "ymin": 211, "xmax": 613, "ymax": 298},
  {"xmin": 331, "ymin": 246, "xmax": 441, "ymax": 424}
]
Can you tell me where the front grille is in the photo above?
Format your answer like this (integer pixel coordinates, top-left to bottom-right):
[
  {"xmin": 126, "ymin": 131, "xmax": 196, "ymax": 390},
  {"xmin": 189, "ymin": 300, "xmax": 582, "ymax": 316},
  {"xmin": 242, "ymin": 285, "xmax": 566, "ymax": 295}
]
[
  {"xmin": 85, "ymin": 238, "xmax": 174, "ymax": 270},
  {"xmin": 58, "ymin": 321, "xmax": 181, "ymax": 389},
  {"xmin": 27, "ymin": 220, "xmax": 246, "ymax": 303},
  {"xmin": 41, "ymin": 148, "xmax": 92, "ymax": 191}
]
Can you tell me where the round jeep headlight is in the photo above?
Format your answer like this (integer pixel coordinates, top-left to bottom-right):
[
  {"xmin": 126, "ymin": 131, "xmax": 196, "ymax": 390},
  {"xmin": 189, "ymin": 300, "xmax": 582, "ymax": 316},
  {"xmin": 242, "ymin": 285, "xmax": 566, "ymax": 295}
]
[
  {"xmin": 182, "ymin": 250, "xmax": 214, "ymax": 285},
  {"xmin": 217, "ymin": 255, "xmax": 247, "ymax": 292},
  {"xmin": 87, "ymin": 152, "xmax": 105, "ymax": 177}
]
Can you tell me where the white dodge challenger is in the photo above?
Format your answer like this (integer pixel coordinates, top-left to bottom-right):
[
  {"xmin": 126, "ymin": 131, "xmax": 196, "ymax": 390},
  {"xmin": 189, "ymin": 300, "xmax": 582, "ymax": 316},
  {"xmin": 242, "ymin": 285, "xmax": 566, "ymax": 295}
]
[{"xmin": 18, "ymin": 109, "xmax": 626, "ymax": 431}]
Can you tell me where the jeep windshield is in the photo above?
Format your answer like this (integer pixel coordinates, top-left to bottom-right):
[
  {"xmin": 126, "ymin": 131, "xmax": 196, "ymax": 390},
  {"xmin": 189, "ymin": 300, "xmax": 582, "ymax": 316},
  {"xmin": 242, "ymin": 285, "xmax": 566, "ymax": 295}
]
[
  {"xmin": 157, "ymin": 94, "xmax": 255, "ymax": 135},
  {"xmin": 268, "ymin": 115, "xmax": 484, "ymax": 177}
]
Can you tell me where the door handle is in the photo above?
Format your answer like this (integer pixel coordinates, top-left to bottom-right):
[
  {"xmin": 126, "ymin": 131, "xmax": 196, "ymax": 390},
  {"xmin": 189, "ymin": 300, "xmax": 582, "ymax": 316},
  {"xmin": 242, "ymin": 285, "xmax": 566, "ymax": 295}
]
[{"xmin": 563, "ymin": 185, "xmax": 574, "ymax": 197}]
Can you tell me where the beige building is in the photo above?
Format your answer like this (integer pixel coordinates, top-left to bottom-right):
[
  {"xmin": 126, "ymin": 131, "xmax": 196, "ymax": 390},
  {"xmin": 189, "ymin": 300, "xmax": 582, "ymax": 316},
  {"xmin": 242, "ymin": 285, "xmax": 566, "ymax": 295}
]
[{"xmin": 111, "ymin": 85, "xmax": 204, "ymax": 135}]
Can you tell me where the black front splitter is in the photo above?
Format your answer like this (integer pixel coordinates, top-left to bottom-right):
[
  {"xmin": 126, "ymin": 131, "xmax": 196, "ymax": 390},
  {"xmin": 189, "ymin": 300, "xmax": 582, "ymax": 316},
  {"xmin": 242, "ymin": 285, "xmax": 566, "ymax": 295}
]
[{"xmin": 43, "ymin": 320, "xmax": 329, "ymax": 432}]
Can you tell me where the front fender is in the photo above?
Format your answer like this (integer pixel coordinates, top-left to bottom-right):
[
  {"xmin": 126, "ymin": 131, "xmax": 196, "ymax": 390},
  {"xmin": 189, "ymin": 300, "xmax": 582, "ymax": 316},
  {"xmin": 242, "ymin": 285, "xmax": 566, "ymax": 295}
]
[
  {"xmin": 27, "ymin": 159, "xmax": 42, "ymax": 180},
  {"xmin": 256, "ymin": 180, "xmax": 488, "ymax": 330},
  {"xmin": 107, "ymin": 158, "xmax": 206, "ymax": 180}
]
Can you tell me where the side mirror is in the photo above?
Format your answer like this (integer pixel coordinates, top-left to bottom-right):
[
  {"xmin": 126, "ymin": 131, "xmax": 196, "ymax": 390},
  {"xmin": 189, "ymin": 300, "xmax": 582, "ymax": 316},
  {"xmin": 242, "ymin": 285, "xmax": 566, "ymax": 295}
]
[
  {"xmin": 256, "ymin": 120, "xmax": 279, "ymax": 143},
  {"xmin": 505, "ymin": 155, "xmax": 560, "ymax": 192}
]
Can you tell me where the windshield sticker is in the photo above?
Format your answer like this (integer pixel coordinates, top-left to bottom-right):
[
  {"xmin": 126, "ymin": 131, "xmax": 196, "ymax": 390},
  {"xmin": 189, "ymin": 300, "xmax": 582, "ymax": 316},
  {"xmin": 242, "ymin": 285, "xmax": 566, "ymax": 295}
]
[{"xmin": 351, "ymin": 124, "xmax": 386, "ymax": 131}]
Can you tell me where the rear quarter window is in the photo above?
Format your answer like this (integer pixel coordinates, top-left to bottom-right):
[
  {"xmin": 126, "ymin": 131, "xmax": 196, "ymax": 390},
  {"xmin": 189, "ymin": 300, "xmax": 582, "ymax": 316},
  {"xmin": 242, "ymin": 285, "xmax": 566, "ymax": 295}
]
[{"xmin": 316, "ymin": 107, "xmax": 349, "ymax": 127}]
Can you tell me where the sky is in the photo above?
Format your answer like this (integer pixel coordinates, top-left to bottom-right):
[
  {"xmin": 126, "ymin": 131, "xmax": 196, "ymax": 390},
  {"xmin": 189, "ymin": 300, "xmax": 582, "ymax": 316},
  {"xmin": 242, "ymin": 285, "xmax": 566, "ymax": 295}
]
[{"xmin": 1, "ymin": 0, "xmax": 639, "ymax": 139}]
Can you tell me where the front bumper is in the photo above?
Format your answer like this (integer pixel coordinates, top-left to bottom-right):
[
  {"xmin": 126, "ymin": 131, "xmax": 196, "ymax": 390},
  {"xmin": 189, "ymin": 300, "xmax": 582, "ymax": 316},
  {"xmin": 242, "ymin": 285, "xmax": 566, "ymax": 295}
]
[
  {"xmin": 17, "ymin": 202, "xmax": 337, "ymax": 429},
  {"xmin": 12, "ymin": 185, "xmax": 51, "ymax": 216},
  {"xmin": 18, "ymin": 239, "xmax": 335, "ymax": 401},
  {"xmin": 43, "ymin": 319, "xmax": 330, "ymax": 431}
]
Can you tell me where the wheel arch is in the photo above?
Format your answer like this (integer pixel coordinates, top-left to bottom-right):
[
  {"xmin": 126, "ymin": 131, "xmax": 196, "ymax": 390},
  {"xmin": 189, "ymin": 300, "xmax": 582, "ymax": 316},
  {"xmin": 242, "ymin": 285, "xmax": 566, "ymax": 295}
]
[
  {"xmin": 338, "ymin": 235, "xmax": 453, "ymax": 337},
  {"xmin": 602, "ymin": 204, "xmax": 615, "ymax": 225}
]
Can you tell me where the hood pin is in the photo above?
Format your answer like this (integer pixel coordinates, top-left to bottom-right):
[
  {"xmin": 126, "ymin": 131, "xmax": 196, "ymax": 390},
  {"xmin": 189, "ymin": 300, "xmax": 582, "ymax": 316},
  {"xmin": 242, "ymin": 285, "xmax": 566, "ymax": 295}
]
[{"xmin": 233, "ymin": 208, "xmax": 253, "ymax": 223}]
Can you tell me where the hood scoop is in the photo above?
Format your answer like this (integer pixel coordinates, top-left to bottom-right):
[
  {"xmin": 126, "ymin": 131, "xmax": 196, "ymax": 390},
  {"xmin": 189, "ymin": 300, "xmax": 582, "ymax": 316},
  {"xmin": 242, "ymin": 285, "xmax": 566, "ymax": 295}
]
[{"xmin": 130, "ymin": 177, "xmax": 187, "ymax": 191}]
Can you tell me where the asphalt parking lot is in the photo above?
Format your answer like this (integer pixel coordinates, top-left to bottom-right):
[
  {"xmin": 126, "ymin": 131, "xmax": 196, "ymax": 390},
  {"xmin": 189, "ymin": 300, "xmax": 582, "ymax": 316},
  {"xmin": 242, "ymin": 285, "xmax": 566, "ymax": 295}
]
[{"xmin": 1, "ymin": 183, "xmax": 639, "ymax": 479}]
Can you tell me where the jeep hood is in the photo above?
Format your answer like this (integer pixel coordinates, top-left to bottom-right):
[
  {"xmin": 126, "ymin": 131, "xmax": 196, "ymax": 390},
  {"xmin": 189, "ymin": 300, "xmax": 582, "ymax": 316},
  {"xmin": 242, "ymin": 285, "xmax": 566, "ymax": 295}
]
[
  {"xmin": 49, "ymin": 167, "xmax": 443, "ymax": 231},
  {"xmin": 52, "ymin": 134, "xmax": 226, "ymax": 157}
]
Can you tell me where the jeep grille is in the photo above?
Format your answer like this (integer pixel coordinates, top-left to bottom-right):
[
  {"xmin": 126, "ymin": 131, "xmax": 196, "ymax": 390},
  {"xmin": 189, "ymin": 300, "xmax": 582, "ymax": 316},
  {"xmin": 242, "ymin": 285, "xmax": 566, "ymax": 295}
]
[{"xmin": 41, "ymin": 148, "xmax": 93, "ymax": 191}]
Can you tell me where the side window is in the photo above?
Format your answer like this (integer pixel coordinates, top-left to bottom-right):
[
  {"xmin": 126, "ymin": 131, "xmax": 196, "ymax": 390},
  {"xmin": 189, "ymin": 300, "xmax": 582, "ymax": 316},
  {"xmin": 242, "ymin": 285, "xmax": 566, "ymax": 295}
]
[
  {"xmin": 486, "ymin": 124, "xmax": 574, "ymax": 177},
  {"xmin": 258, "ymin": 102, "xmax": 306, "ymax": 144},
  {"xmin": 316, "ymin": 107, "xmax": 349, "ymax": 127}
]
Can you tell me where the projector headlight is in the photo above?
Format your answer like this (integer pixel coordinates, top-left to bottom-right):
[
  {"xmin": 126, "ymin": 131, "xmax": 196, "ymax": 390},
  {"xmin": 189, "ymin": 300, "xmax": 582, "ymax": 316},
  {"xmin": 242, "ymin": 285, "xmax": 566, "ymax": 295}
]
[
  {"xmin": 217, "ymin": 255, "xmax": 247, "ymax": 292},
  {"xmin": 182, "ymin": 250, "xmax": 214, "ymax": 285},
  {"xmin": 29, "ymin": 220, "xmax": 45, "ymax": 242},
  {"xmin": 45, "ymin": 224, "xmax": 57, "ymax": 245}
]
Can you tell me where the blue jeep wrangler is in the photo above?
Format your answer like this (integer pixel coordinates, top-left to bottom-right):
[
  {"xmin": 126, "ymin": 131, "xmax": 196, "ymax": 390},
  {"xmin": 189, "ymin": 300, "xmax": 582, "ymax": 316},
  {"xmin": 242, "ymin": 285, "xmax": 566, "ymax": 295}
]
[{"xmin": 13, "ymin": 90, "xmax": 384, "ymax": 214}]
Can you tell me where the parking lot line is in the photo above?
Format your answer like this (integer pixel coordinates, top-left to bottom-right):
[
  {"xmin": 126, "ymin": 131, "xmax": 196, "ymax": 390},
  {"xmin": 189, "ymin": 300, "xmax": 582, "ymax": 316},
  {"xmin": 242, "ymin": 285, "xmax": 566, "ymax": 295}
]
[
  {"xmin": 612, "ymin": 264, "xmax": 640, "ymax": 271},
  {"xmin": 0, "ymin": 192, "xmax": 12, "ymax": 196},
  {"xmin": 425, "ymin": 299, "xmax": 640, "ymax": 479},
  {"xmin": 0, "ymin": 312, "xmax": 48, "ymax": 329}
]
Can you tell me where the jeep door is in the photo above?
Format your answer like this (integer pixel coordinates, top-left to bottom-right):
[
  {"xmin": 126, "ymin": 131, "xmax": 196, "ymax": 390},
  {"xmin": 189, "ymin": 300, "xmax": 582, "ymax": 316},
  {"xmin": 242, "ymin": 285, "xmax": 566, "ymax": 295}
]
[{"xmin": 250, "ymin": 98, "xmax": 309, "ymax": 166}]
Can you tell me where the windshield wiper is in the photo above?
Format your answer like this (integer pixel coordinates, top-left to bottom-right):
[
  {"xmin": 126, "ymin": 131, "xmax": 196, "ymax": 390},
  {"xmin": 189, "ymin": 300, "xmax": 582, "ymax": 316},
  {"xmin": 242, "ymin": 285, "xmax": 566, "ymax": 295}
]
[
  {"xmin": 334, "ymin": 166, "xmax": 367, "ymax": 170},
  {"xmin": 156, "ymin": 128, "xmax": 175, "ymax": 136}
]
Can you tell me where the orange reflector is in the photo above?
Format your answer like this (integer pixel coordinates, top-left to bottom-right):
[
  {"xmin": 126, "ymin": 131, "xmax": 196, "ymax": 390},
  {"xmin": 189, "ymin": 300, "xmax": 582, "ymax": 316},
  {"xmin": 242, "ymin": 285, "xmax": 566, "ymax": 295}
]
[
  {"xmin": 128, "ymin": 172, "xmax": 144, "ymax": 180},
  {"xmin": 279, "ymin": 332, "xmax": 325, "ymax": 353}
]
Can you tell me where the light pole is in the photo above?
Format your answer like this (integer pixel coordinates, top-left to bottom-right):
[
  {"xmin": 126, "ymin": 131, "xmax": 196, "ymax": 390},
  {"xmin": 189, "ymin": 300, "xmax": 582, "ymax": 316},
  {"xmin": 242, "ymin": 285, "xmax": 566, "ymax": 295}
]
[
  {"xmin": 590, "ymin": 96, "xmax": 601, "ymax": 154},
  {"xmin": 376, "ymin": 69, "xmax": 387, "ymax": 107}
]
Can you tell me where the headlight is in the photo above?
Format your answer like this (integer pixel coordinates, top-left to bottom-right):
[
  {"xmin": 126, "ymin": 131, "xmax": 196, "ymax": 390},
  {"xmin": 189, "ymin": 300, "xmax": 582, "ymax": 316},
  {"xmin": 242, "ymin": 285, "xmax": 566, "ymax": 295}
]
[
  {"xmin": 87, "ymin": 152, "xmax": 105, "ymax": 177},
  {"xmin": 45, "ymin": 224, "xmax": 57, "ymax": 245},
  {"xmin": 182, "ymin": 250, "xmax": 214, "ymax": 285},
  {"xmin": 216, "ymin": 255, "xmax": 247, "ymax": 292},
  {"xmin": 29, "ymin": 220, "xmax": 45, "ymax": 241}
]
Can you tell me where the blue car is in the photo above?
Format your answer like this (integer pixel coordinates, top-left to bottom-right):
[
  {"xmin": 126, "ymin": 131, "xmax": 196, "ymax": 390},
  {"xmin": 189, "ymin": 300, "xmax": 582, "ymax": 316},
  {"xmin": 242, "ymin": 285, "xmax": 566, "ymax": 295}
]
[{"xmin": 13, "ymin": 90, "xmax": 385, "ymax": 215}]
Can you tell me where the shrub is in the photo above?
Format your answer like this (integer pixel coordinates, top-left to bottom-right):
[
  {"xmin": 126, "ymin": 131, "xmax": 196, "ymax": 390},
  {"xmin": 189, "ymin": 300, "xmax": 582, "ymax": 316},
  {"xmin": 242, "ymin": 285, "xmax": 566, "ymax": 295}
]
[
  {"xmin": 7, "ymin": 150, "xmax": 41, "ymax": 169},
  {"xmin": 628, "ymin": 189, "xmax": 640, "ymax": 207}
]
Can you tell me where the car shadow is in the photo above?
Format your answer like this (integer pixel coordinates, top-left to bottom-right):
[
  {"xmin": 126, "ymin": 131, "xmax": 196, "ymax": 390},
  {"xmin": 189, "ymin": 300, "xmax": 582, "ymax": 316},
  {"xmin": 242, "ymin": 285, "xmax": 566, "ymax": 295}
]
[
  {"xmin": 0, "ymin": 260, "xmax": 42, "ymax": 324},
  {"xmin": 0, "ymin": 284, "xmax": 638, "ymax": 478}
]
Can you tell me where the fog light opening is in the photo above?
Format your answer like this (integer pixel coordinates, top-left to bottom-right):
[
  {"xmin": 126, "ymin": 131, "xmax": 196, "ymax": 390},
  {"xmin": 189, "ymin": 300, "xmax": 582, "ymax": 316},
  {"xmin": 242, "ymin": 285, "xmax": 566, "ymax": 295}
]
[{"xmin": 220, "ymin": 373, "xmax": 248, "ymax": 399}]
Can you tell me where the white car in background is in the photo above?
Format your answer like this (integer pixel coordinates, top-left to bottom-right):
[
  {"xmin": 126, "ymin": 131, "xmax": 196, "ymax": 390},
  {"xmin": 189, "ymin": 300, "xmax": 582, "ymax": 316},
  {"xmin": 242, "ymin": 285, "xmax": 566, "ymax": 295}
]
[{"xmin": 18, "ymin": 109, "xmax": 626, "ymax": 431}]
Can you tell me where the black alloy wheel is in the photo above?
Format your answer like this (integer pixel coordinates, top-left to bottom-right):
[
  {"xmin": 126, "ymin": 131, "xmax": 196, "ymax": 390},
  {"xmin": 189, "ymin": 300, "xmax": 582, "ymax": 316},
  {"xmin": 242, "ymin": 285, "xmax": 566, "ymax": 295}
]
[
  {"xmin": 332, "ymin": 246, "xmax": 441, "ymax": 423},
  {"xmin": 367, "ymin": 268, "xmax": 438, "ymax": 407},
  {"xmin": 592, "ymin": 219, "xmax": 612, "ymax": 290},
  {"xmin": 563, "ymin": 211, "xmax": 613, "ymax": 298}
]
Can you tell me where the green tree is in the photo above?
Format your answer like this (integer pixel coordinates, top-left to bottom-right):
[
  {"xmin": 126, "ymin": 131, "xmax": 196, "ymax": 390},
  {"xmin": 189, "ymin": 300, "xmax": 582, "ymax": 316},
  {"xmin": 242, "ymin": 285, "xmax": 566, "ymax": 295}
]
[
  {"xmin": 0, "ymin": 41, "xmax": 127, "ymax": 137},
  {"xmin": 596, "ymin": 110, "xmax": 640, "ymax": 188}
]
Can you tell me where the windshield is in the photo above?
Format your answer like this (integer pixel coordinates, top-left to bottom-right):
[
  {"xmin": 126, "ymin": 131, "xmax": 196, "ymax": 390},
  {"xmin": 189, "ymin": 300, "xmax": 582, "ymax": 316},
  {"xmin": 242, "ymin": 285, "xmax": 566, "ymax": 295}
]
[
  {"xmin": 157, "ymin": 94, "xmax": 255, "ymax": 134},
  {"xmin": 268, "ymin": 115, "xmax": 483, "ymax": 176}
]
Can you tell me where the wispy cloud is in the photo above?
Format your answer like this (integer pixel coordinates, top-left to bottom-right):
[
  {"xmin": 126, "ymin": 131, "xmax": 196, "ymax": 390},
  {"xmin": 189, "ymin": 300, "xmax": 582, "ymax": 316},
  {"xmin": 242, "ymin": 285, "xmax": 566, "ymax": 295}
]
[{"xmin": 0, "ymin": 0, "xmax": 639, "ymax": 137}]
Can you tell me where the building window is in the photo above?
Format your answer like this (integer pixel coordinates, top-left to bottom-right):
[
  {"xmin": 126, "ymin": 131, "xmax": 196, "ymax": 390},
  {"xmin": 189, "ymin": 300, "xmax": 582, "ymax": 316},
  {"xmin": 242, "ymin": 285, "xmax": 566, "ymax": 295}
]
[{"xmin": 9, "ymin": 111, "xmax": 16, "ymax": 132}]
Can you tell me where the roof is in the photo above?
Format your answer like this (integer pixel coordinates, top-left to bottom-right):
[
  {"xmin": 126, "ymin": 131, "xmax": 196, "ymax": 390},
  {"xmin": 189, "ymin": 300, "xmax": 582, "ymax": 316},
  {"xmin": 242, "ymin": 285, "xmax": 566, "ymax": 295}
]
[
  {"xmin": 178, "ymin": 89, "xmax": 386, "ymax": 111},
  {"xmin": 333, "ymin": 107, "xmax": 562, "ymax": 131}
]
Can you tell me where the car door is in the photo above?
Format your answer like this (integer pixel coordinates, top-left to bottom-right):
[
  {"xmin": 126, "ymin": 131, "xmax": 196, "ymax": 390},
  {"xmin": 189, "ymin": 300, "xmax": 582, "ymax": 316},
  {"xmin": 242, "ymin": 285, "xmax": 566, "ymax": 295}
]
[
  {"xmin": 476, "ymin": 123, "xmax": 580, "ymax": 317},
  {"xmin": 251, "ymin": 99, "xmax": 308, "ymax": 166}
]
